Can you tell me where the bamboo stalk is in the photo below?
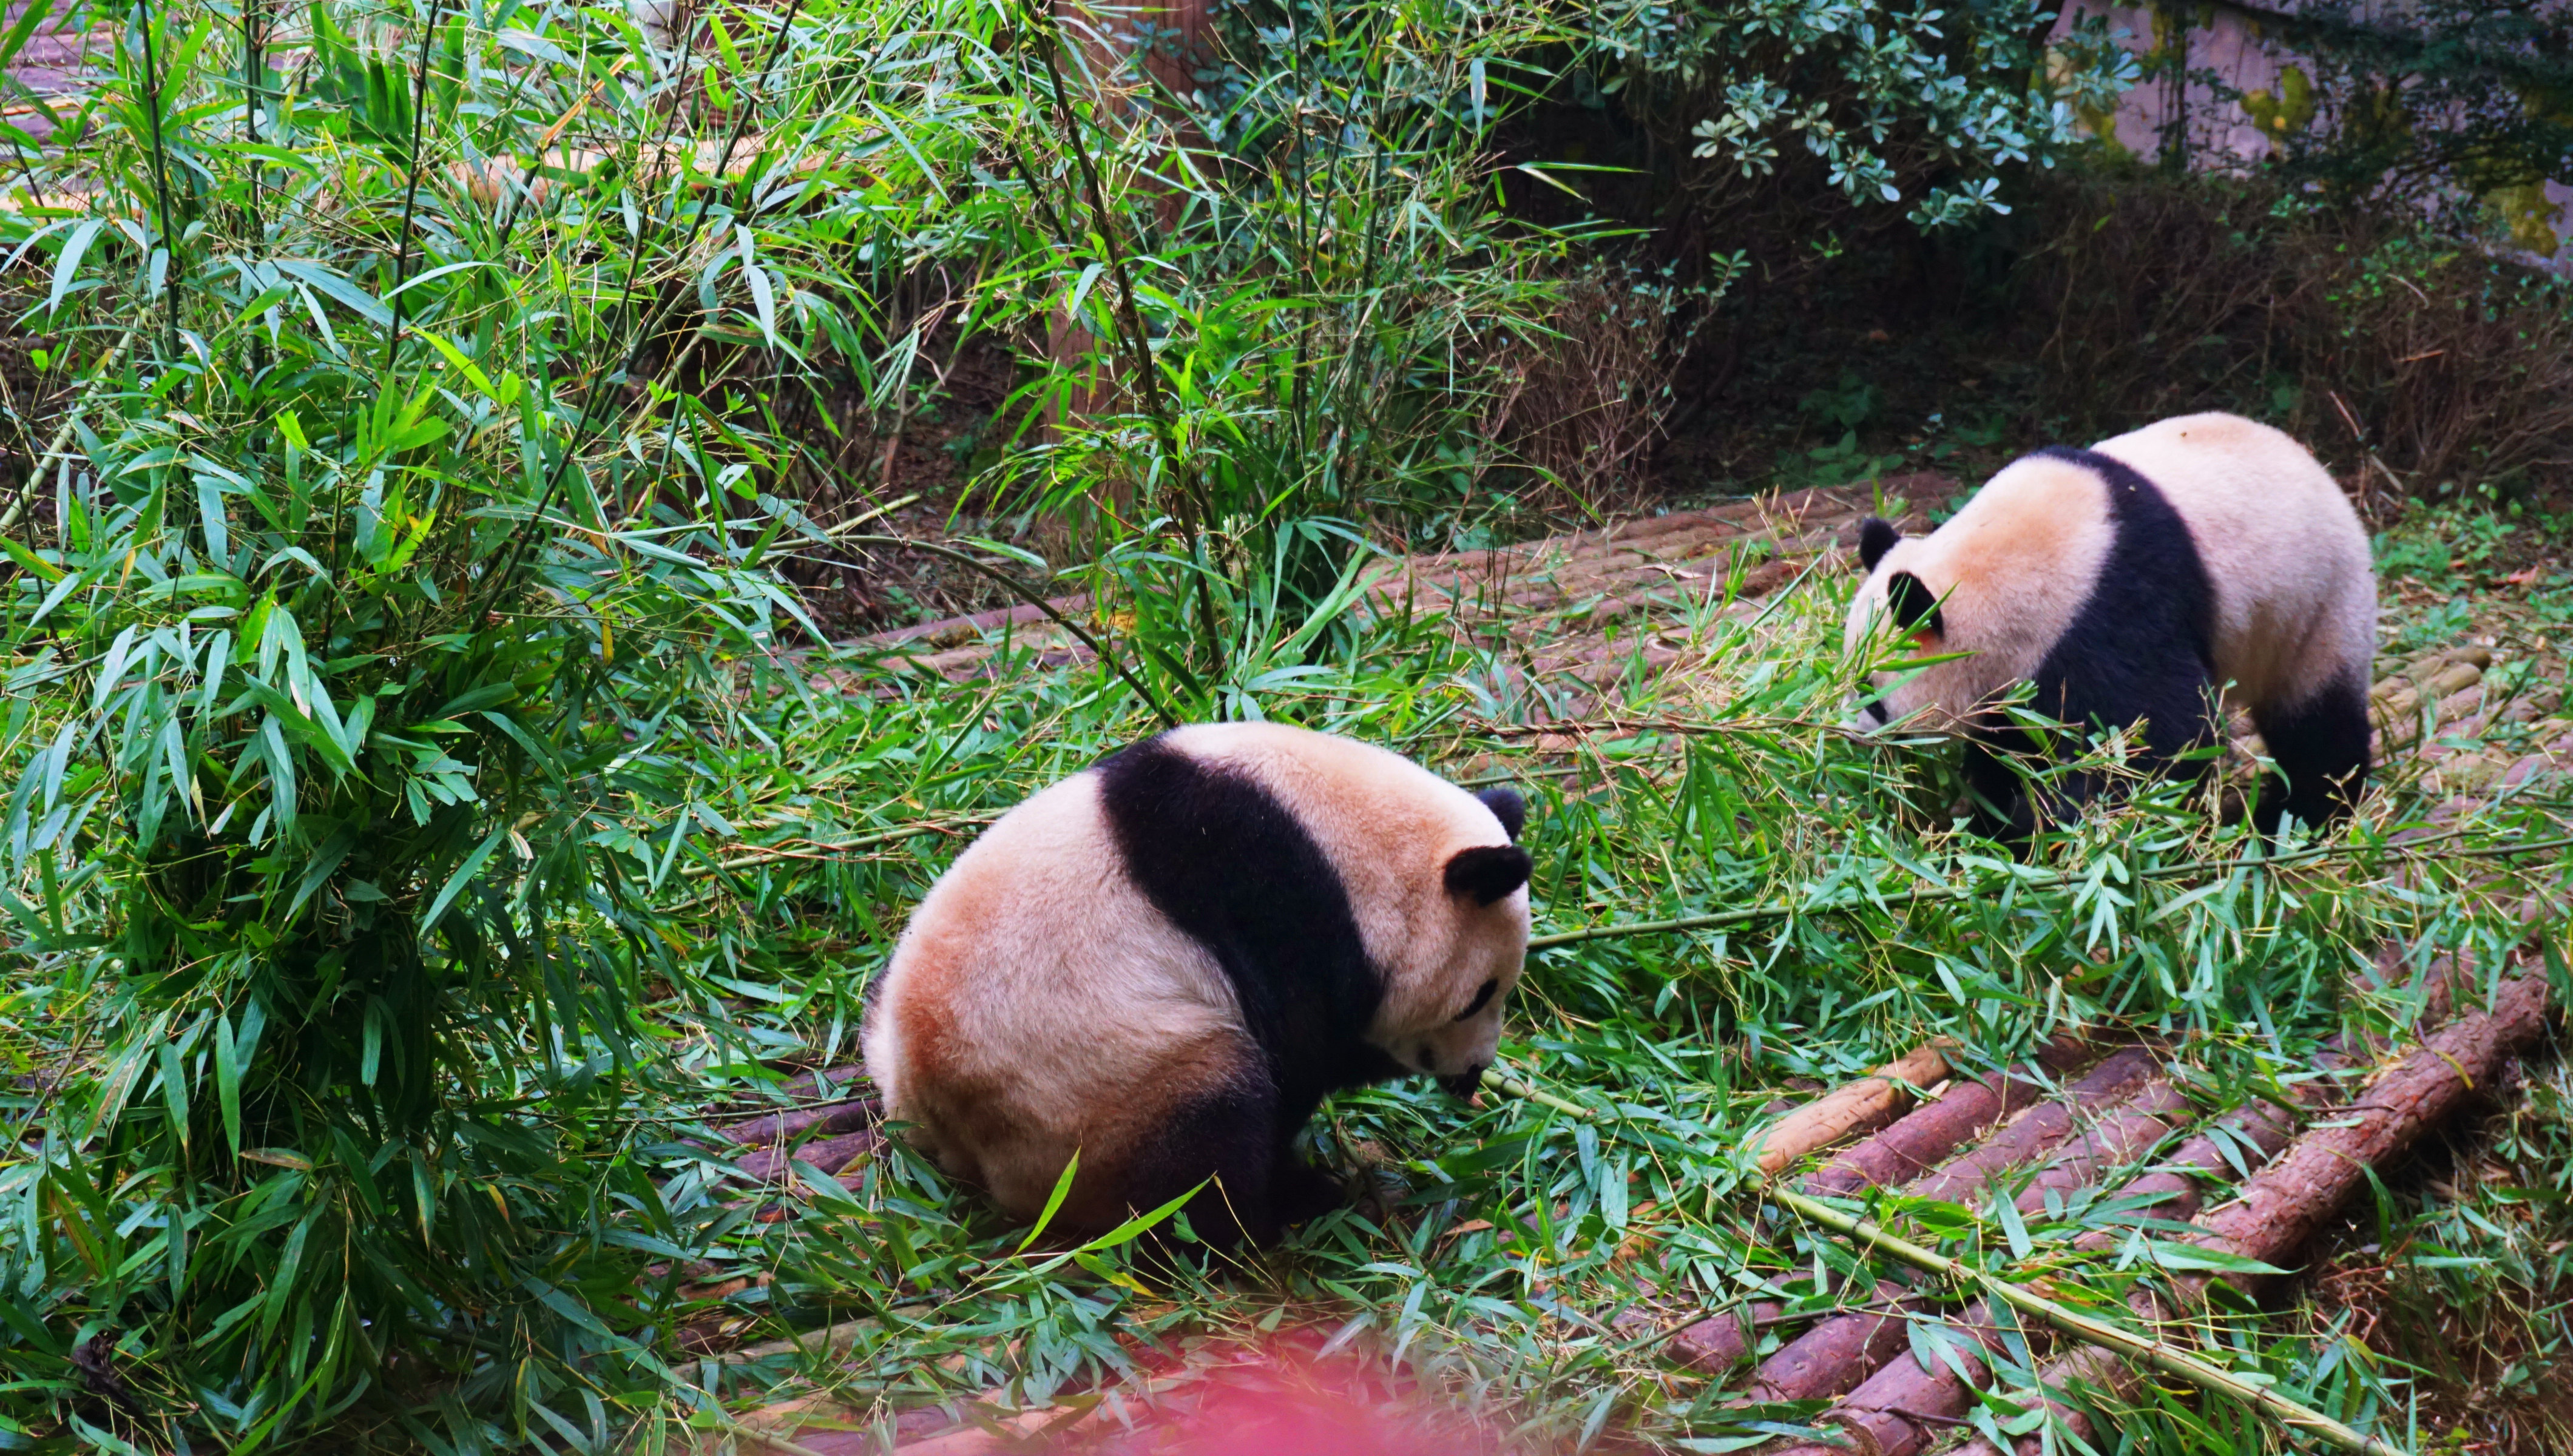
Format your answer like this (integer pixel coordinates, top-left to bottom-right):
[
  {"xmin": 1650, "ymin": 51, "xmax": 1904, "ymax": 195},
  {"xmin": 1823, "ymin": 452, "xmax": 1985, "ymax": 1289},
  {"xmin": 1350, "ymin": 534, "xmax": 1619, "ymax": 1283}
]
[
  {"xmin": 1478, "ymin": 1063, "xmax": 1592, "ymax": 1121},
  {"xmin": 1523, "ymin": 829, "xmax": 2573, "ymax": 951},
  {"xmin": 1765, "ymin": 1186, "xmax": 2409, "ymax": 1456}
]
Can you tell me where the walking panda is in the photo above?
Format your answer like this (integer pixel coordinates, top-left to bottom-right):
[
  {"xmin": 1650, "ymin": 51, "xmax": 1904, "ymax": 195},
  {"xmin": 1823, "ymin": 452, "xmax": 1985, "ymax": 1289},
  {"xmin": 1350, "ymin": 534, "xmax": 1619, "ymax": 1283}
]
[
  {"xmin": 1844, "ymin": 412, "xmax": 2376, "ymax": 836},
  {"xmin": 862, "ymin": 723, "xmax": 1532, "ymax": 1247}
]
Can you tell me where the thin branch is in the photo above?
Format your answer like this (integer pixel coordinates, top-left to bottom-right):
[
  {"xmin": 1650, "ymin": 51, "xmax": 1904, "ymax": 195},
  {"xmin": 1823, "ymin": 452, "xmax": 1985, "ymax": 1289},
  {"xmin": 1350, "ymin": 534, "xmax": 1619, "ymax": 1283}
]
[
  {"xmin": 382, "ymin": 0, "xmax": 451, "ymax": 378},
  {"xmin": 474, "ymin": 0, "xmax": 810, "ymax": 613},
  {"xmin": 836, "ymin": 534, "xmax": 1179, "ymax": 729},
  {"xmin": 1010, "ymin": 0, "xmax": 1223, "ymax": 673},
  {"xmin": 132, "ymin": 0, "xmax": 182, "ymax": 362},
  {"xmin": 0, "ymin": 326, "xmax": 137, "ymax": 538}
]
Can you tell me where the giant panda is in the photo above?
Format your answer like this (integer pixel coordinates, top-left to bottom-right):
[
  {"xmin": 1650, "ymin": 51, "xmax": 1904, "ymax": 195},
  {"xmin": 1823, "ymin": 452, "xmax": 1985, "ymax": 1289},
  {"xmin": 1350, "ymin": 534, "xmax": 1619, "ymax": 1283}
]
[
  {"xmin": 1844, "ymin": 413, "xmax": 2376, "ymax": 837},
  {"xmin": 861, "ymin": 723, "xmax": 1532, "ymax": 1248}
]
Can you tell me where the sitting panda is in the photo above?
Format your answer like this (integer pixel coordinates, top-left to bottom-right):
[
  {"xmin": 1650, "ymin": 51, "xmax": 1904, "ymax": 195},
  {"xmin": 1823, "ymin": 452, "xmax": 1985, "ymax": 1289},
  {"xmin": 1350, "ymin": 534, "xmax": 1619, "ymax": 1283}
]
[
  {"xmin": 862, "ymin": 723, "xmax": 1531, "ymax": 1248},
  {"xmin": 1845, "ymin": 412, "xmax": 2376, "ymax": 837}
]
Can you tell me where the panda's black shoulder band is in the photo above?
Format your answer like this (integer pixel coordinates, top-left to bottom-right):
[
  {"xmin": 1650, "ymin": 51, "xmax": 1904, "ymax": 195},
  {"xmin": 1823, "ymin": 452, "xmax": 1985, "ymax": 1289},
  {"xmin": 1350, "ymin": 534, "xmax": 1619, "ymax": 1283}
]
[{"xmin": 1095, "ymin": 734, "xmax": 1388, "ymax": 1114}]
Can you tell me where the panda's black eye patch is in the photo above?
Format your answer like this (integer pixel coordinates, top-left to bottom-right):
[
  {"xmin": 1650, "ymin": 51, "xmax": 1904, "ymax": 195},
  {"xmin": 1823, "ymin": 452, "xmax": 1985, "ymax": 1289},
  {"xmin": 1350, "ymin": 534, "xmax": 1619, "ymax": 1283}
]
[{"xmin": 1453, "ymin": 977, "xmax": 1498, "ymax": 1022}]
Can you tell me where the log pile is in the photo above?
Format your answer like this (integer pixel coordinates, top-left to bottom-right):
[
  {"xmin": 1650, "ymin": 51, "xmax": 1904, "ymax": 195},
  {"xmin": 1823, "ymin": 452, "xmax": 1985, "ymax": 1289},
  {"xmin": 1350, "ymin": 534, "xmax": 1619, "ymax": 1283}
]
[{"xmin": 1743, "ymin": 945, "xmax": 2556, "ymax": 1456}]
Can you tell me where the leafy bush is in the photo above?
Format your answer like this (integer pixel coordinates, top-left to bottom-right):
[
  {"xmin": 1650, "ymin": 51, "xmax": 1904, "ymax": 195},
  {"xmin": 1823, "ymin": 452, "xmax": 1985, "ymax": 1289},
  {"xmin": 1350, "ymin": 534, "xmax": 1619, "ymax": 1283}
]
[
  {"xmin": 1513, "ymin": 0, "xmax": 2135, "ymax": 249},
  {"xmin": 1641, "ymin": 166, "xmax": 2573, "ymax": 504},
  {"xmin": 2215, "ymin": 0, "xmax": 2573, "ymax": 240},
  {"xmin": 2014, "ymin": 172, "xmax": 2573, "ymax": 501},
  {"xmin": 0, "ymin": 0, "xmax": 925, "ymax": 1443}
]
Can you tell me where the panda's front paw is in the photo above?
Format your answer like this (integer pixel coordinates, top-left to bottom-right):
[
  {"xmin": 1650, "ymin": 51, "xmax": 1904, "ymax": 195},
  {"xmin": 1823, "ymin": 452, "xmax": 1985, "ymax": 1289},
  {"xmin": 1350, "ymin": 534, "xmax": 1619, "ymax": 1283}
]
[{"xmin": 1271, "ymin": 1158, "xmax": 1347, "ymax": 1227}]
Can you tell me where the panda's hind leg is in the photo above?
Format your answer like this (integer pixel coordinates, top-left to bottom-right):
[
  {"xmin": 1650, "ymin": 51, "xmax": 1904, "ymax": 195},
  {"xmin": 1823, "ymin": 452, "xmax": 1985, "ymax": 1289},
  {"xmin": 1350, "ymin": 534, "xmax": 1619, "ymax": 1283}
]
[
  {"xmin": 2251, "ymin": 666, "xmax": 2372, "ymax": 834},
  {"xmin": 1117, "ymin": 1062, "xmax": 1317, "ymax": 1251}
]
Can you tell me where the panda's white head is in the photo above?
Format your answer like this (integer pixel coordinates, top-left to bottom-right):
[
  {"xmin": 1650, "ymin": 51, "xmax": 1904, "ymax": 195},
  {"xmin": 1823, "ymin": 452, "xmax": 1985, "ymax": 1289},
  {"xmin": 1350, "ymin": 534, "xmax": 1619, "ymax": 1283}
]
[
  {"xmin": 1374, "ymin": 786, "xmax": 1530, "ymax": 1094},
  {"xmin": 1843, "ymin": 516, "xmax": 1964, "ymax": 732},
  {"xmin": 1842, "ymin": 463, "xmax": 2101, "ymax": 737}
]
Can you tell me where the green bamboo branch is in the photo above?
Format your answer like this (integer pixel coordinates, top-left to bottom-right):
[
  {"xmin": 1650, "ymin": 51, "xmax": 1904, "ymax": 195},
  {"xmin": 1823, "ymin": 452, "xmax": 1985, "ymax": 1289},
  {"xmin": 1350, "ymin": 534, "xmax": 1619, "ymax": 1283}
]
[
  {"xmin": 1473, "ymin": 1068, "xmax": 2417, "ymax": 1456},
  {"xmin": 1526, "ymin": 829, "xmax": 2573, "ymax": 950},
  {"xmin": 1767, "ymin": 1185, "xmax": 2410, "ymax": 1456}
]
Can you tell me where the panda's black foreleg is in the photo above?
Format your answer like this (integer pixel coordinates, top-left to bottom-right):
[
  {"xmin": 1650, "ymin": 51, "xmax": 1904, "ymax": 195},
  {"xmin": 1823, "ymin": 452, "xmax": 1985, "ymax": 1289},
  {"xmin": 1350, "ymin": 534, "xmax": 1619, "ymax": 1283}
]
[
  {"xmin": 1268, "ymin": 1148, "xmax": 1347, "ymax": 1227},
  {"xmin": 1961, "ymin": 738, "xmax": 2039, "ymax": 843},
  {"xmin": 1121, "ymin": 1075, "xmax": 1288, "ymax": 1250},
  {"xmin": 2252, "ymin": 668, "xmax": 2372, "ymax": 835}
]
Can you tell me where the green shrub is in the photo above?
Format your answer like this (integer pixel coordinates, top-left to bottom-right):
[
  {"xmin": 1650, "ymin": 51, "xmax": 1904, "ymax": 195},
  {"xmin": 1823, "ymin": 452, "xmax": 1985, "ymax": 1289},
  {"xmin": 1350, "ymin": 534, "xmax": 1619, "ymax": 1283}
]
[{"xmin": 0, "ymin": 0, "xmax": 909, "ymax": 1443}]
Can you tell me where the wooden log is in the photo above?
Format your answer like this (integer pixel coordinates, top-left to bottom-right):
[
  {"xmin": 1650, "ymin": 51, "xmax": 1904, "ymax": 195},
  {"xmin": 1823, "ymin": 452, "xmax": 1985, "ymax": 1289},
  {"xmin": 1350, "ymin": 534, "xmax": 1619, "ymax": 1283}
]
[
  {"xmin": 715, "ymin": 1098, "xmax": 877, "ymax": 1153},
  {"xmin": 1738, "ymin": 1057, "xmax": 2171, "ymax": 1404},
  {"xmin": 1805, "ymin": 1036, "xmax": 2094, "ymax": 1195},
  {"xmin": 1653, "ymin": 1040, "xmax": 2111, "ymax": 1377},
  {"xmin": 1747, "ymin": 1042, "xmax": 1956, "ymax": 1176},
  {"xmin": 1946, "ymin": 967, "xmax": 2552, "ymax": 1456},
  {"xmin": 2003, "ymin": 1079, "xmax": 2193, "ymax": 1215},
  {"xmin": 1767, "ymin": 1096, "xmax": 2308, "ymax": 1456},
  {"xmin": 1903, "ymin": 1045, "xmax": 2158, "ymax": 1204},
  {"xmin": 734, "ymin": 1127, "xmax": 880, "ymax": 1184},
  {"xmin": 1657, "ymin": 1039, "xmax": 2095, "ymax": 1372},
  {"xmin": 2192, "ymin": 968, "xmax": 2549, "ymax": 1282}
]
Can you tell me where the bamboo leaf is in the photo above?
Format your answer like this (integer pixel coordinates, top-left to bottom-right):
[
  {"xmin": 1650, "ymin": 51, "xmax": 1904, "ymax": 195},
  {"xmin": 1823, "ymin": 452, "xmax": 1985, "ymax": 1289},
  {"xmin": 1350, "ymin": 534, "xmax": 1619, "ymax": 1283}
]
[{"xmin": 421, "ymin": 827, "xmax": 506, "ymax": 936}]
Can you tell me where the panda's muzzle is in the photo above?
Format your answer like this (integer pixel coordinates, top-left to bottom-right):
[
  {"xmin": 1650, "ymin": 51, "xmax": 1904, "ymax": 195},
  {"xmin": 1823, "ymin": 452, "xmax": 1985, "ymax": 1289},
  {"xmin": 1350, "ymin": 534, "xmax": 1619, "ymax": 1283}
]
[{"xmin": 1437, "ymin": 1065, "xmax": 1487, "ymax": 1099}]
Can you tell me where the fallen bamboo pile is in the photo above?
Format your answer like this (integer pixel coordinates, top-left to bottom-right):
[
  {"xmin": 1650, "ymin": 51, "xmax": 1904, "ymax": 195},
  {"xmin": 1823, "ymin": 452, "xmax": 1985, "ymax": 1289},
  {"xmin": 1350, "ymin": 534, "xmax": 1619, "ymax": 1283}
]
[{"xmin": 1723, "ymin": 943, "xmax": 2555, "ymax": 1456}]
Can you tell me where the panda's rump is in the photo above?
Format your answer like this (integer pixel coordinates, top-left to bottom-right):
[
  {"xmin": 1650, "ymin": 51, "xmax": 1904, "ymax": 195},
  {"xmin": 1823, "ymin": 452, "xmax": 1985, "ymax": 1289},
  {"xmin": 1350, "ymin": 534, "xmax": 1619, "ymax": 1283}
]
[{"xmin": 864, "ymin": 773, "xmax": 1247, "ymax": 1214}]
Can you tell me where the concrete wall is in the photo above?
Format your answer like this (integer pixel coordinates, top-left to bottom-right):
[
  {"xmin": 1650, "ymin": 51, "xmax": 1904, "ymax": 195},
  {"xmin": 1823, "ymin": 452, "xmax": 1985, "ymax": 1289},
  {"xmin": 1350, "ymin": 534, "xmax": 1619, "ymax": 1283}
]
[{"xmin": 2050, "ymin": 1, "xmax": 2572, "ymax": 263}]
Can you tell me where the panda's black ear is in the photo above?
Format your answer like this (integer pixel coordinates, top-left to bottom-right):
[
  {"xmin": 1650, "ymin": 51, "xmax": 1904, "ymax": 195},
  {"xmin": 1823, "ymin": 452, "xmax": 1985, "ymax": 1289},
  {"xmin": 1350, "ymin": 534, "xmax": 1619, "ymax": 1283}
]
[
  {"xmin": 1444, "ymin": 844, "xmax": 1532, "ymax": 907},
  {"xmin": 1886, "ymin": 571, "xmax": 1943, "ymax": 637},
  {"xmin": 1858, "ymin": 516, "xmax": 1901, "ymax": 571},
  {"xmin": 1473, "ymin": 786, "xmax": 1526, "ymax": 841}
]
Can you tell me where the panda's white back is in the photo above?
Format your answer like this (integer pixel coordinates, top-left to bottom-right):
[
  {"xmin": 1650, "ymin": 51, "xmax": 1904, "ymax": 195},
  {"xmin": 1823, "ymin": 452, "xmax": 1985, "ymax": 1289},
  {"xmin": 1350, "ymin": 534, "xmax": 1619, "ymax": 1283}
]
[
  {"xmin": 861, "ymin": 770, "xmax": 1243, "ymax": 1213},
  {"xmin": 2089, "ymin": 413, "xmax": 2375, "ymax": 712}
]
